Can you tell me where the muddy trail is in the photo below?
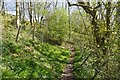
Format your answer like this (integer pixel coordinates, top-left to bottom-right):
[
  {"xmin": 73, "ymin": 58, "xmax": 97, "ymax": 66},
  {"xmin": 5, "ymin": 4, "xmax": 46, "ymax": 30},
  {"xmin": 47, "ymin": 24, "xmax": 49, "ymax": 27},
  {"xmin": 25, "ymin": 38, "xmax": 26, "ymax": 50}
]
[{"xmin": 61, "ymin": 48, "xmax": 75, "ymax": 80}]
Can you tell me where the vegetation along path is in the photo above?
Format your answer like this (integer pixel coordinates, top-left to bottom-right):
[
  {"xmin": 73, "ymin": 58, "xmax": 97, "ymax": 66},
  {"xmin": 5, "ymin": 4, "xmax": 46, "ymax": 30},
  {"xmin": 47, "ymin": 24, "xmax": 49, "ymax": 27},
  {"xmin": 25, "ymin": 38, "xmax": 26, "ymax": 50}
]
[{"xmin": 61, "ymin": 47, "xmax": 75, "ymax": 80}]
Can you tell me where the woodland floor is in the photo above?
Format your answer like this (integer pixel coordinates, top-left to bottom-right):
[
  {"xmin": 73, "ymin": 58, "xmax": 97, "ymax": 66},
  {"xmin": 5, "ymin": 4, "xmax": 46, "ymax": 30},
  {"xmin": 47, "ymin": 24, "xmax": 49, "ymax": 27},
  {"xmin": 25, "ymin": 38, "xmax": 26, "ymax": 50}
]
[{"xmin": 61, "ymin": 47, "xmax": 75, "ymax": 80}]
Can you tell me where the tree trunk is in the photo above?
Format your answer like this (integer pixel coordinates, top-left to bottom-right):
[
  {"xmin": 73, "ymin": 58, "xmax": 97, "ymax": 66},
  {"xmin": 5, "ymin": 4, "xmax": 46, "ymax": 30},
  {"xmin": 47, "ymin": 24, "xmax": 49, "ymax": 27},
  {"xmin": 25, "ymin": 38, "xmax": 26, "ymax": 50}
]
[
  {"xmin": 16, "ymin": 0, "xmax": 20, "ymax": 29},
  {"xmin": 1, "ymin": 1, "xmax": 5, "ymax": 16},
  {"xmin": 22, "ymin": 0, "xmax": 25, "ymax": 20},
  {"xmin": 116, "ymin": 1, "xmax": 120, "ymax": 25},
  {"xmin": 15, "ymin": 0, "xmax": 20, "ymax": 42},
  {"xmin": 28, "ymin": 1, "xmax": 33, "ymax": 40},
  {"xmin": 105, "ymin": 2, "xmax": 111, "ymax": 38},
  {"xmin": 68, "ymin": 4, "xmax": 71, "ymax": 40}
]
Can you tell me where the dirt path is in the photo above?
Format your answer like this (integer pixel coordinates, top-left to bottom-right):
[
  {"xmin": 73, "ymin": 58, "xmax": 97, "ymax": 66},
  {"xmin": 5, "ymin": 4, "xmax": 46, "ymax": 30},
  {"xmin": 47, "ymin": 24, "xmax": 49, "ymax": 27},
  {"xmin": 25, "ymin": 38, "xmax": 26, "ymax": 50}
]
[{"xmin": 61, "ymin": 48, "xmax": 75, "ymax": 80}]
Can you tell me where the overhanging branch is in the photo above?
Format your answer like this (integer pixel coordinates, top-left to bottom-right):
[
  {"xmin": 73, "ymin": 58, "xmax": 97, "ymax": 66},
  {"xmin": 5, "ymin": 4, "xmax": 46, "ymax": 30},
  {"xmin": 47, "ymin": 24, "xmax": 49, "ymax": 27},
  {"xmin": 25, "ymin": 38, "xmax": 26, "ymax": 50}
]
[{"xmin": 67, "ymin": 0, "xmax": 101, "ymax": 16}]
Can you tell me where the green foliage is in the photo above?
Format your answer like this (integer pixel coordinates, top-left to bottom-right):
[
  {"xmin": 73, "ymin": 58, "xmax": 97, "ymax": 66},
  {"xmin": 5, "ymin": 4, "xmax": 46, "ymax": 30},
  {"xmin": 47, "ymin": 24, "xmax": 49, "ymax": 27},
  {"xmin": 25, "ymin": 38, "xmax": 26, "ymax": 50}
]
[
  {"xmin": 2, "ymin": 37, "xmax": 70, "ymax": 78},
  {"xmin": 46, "ymin": 8, "xmax": 69, "ymax": 43}
]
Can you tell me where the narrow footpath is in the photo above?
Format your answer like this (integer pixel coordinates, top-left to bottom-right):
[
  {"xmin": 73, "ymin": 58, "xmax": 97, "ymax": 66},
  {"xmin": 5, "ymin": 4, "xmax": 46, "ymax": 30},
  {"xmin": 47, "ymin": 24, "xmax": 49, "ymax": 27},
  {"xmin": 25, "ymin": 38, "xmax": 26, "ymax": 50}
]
[{"xmin": 61, "ymin": 47, "xmax": 75, "ymax": 80}]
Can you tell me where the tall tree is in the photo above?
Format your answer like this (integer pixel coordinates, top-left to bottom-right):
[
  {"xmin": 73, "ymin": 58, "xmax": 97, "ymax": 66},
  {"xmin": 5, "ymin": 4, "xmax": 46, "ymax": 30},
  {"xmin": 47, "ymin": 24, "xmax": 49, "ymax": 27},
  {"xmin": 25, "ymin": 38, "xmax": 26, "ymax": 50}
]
[
  {"xmin": 28, "ymin": 0, "xmax": 34, "ymax": 40},
  {"xmin": 22, "ymin": 0, "xmax": 25, "ymax": 20},
  {"xmin": 116, "ymin": 1, "xmax": 120, "ymax": 25},
  {"xmin": 116, "ymin": 1, "xmax": 120, "ymax": 53},
  {"xmin": 67, "ymin": 0, "xmax": 114, "ymax": 78},
  {"xmin": 0, "ymin": 0, "xmax": 5, "ymax": 15},
  {"xmin": 68, "ymin": 2, "xmax": 71, "ymax": 40},
  {"xmin": 15, "ymin": 0, "xmax": 20, "ymax": 42}
]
